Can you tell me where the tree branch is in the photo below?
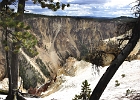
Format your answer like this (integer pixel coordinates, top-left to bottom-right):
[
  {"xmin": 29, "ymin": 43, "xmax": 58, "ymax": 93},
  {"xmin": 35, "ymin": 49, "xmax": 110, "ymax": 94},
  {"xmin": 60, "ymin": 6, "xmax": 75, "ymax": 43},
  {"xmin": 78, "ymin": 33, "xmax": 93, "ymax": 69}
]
[{"xmin": 0, "ymin": 0, "xmax": 8, "ymax": 11}]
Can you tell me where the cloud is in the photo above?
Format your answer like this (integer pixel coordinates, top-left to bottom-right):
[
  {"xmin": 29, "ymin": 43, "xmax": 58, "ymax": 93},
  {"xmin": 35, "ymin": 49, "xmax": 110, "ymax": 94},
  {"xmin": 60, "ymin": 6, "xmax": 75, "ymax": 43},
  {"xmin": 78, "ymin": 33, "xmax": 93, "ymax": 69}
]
[
  {"xmin": 65, "ymin": 0, "xmax": 111, "ymax": 4},
  {"xmin": 0, "ymin": 0, "xmax": 136, "ymax": 18},
  {"xmin": 8, "ymin": 0, "xmax": 136, "ymax": 17}
]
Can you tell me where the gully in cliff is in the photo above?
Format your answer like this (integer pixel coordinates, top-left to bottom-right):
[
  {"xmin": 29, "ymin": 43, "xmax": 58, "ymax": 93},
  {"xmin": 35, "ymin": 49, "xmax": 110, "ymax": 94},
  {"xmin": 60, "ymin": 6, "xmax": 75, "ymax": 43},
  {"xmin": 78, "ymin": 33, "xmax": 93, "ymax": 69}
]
[{"xmin": 28, "ymin": 75, "xmax": 57, "ymax": 97}]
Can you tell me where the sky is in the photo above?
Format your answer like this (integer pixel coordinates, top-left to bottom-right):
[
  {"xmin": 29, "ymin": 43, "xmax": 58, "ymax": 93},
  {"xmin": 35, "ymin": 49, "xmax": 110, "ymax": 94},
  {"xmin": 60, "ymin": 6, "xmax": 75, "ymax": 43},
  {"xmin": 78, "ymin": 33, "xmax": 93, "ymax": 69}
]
[
  {"xmin": 0, "ymin": 0, "xmax": 138, "ymax": 17},
  {"xmin": 24, "ymin": 0, "xmax": 137, "ymax": 17}
]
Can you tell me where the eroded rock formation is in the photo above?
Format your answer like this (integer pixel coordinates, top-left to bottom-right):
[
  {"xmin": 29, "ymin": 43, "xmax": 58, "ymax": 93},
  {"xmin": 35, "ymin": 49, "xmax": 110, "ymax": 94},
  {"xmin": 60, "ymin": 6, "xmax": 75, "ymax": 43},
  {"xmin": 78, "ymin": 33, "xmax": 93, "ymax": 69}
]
[
  {"xmin": 24, "ymin": 16, "xmax": 123, "ymax": 72},
  {"xmin": 0, "ymin": 16, "xmax": 136, "ymax": 91}
]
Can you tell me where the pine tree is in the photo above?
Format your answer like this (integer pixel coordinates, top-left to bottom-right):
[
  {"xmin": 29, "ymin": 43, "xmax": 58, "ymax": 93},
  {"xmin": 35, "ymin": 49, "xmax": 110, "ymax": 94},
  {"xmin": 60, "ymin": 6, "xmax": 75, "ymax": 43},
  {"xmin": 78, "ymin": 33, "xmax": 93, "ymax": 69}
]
[
  {"xmin": 0, "ymin": 4, "xmax": 38, "ymax": 100},
  {"xmin": 73, "ymin": 80, "xmax": 91, "ymax": 100},
  {"xmin": 0, "ymin": 0, "xmax": 70, "ymax": 100}
]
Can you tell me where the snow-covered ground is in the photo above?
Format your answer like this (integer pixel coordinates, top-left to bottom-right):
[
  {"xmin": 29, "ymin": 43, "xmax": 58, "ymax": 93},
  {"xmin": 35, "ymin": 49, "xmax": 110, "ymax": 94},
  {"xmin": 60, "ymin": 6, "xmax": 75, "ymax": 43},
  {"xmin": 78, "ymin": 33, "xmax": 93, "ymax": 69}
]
[{"xmin": 1, "ymin": 60, "xmax": 140, "ymax": 100}]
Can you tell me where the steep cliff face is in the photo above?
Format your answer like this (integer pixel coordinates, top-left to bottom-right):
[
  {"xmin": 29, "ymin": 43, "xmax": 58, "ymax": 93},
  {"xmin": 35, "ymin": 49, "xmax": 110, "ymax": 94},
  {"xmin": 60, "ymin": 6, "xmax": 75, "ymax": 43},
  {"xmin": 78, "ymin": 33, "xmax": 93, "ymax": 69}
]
[
  {"xmin": 24, "ymin": 17, "xmax": 121, "ymax": 69},
  {"xmin": 0, "ymin": 16, "xmax": 134, "ymax": 90}
]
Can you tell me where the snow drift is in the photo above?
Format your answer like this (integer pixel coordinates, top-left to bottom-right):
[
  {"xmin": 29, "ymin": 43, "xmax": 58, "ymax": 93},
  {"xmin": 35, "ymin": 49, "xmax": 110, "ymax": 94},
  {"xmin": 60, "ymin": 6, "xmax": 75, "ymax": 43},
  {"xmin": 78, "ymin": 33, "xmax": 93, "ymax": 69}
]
[{"xmin": 0, "ymin": 60, "xmax": 140, "ymax": 100}]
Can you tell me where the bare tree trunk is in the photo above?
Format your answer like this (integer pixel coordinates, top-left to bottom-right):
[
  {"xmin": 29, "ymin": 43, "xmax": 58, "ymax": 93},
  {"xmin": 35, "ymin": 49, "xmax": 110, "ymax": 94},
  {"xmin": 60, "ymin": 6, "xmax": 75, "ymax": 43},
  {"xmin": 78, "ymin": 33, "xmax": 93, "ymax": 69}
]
[
  {"xmin": 3, "ymin": 2, "xmax": 13, "ymax": 99},
  {"xmin": 89, "ymin": 16, "xmax": 140, "ymax": 100},
  {"xmin": 5, "ymin": 29, "xmax": 13, "ymax": 99},
  {"xmin": 11, "ymin": 44, "xmax": 19, "ymax": 90}
]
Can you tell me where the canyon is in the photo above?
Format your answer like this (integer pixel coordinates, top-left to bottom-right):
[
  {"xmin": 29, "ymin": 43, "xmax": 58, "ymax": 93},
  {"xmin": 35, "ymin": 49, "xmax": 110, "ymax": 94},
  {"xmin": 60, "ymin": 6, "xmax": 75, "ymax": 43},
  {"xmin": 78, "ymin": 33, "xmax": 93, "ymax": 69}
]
[{"xmin": 0, "ymin": 15, "xmax": 137, "ymax": 93}]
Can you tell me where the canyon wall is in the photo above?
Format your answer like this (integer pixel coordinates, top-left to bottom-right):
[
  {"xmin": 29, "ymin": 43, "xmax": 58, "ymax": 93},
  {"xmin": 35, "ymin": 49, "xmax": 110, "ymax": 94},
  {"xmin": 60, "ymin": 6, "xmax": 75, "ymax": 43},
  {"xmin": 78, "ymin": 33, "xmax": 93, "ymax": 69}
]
[
  {"xmin": 0, "ymin": 16, "xmax": 134, "ymax": 90},
  {"xmin": 25, "ymin": 16, "xmax": 121, "ymax": 67}
]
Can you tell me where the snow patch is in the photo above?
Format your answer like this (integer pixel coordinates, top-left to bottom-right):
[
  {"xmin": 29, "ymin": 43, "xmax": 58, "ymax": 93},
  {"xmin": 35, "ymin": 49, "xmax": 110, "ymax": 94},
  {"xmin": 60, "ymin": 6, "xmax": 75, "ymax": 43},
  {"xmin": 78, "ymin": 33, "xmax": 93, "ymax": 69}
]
[{"xmin": 1, "ymin": 60, "xmax": 140, "ymax": 100}]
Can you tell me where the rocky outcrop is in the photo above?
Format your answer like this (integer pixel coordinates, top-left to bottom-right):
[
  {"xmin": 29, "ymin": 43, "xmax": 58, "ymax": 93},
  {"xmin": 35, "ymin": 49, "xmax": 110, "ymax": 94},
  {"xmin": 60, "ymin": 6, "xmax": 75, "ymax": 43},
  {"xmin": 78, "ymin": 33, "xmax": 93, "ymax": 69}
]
[
  {"xmin": 0, "ymin": 59, "xmax": 5, "ymax": 81},
  {"xmin": 0, "ymin": 33, "xmax": 6, "ymax": 81},
  {"xmin": 0, "ymin": 77, "xmax": 26, "ymax": 93},
  {"xmin": 0, "ymin": 65, "xmax": 6, "ymax": 81}
]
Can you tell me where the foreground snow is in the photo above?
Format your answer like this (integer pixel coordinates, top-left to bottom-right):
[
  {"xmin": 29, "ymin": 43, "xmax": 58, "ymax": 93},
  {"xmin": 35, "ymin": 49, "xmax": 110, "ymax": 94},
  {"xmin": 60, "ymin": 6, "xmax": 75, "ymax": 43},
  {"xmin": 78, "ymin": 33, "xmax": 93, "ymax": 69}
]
[{"xmin": 1, "ymin": 60, "xmax": 140, "ymax": 100}]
